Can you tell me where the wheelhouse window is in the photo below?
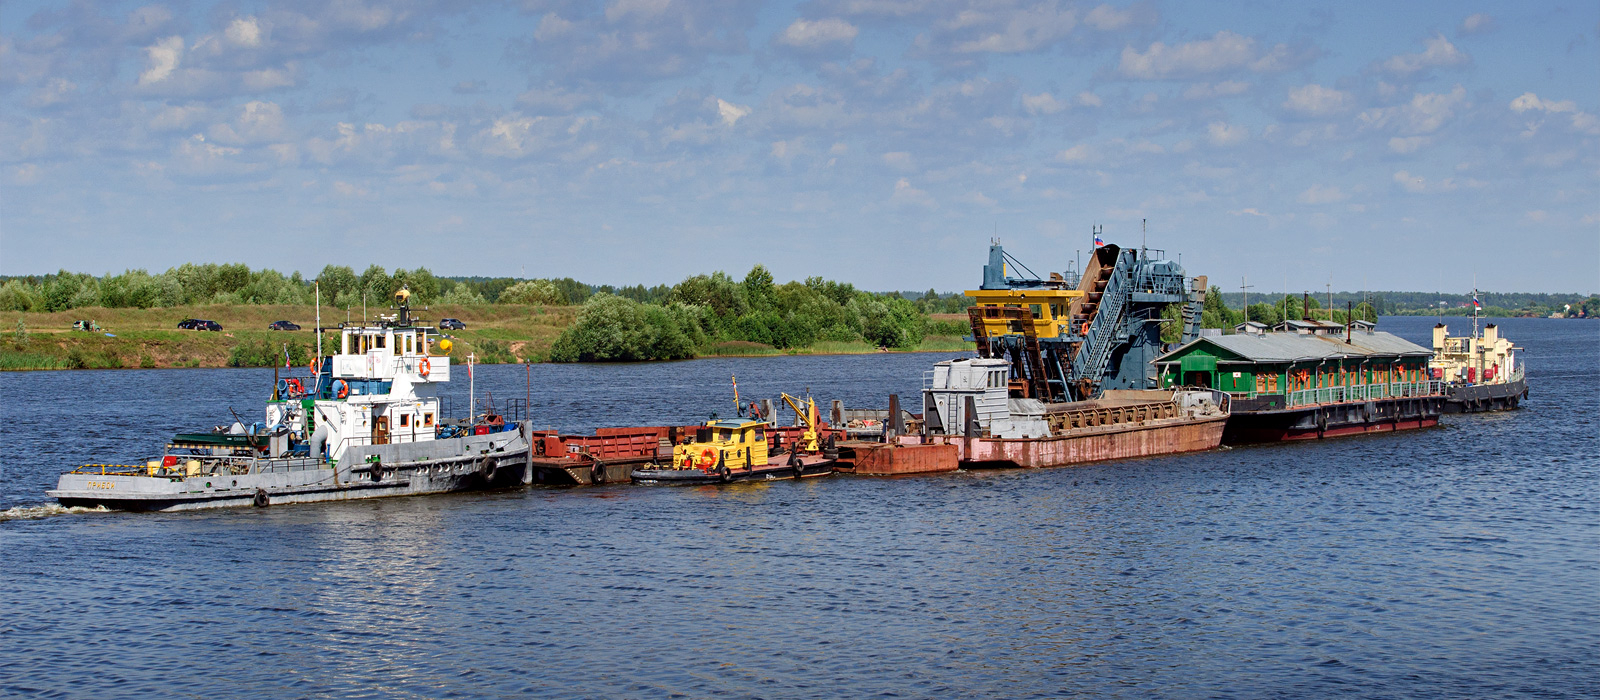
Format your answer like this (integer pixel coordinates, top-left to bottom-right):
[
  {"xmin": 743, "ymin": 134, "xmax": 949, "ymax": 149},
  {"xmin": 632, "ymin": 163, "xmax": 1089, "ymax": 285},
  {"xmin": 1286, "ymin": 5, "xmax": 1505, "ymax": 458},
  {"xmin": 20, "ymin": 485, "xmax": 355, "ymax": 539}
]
[
  {"xmin": 423, "ymin": 412, "xmax": 434, "ymax": 427},
  {"xmin": 399, "ymin": 414, "xmax": 410, "ymax": 428}
]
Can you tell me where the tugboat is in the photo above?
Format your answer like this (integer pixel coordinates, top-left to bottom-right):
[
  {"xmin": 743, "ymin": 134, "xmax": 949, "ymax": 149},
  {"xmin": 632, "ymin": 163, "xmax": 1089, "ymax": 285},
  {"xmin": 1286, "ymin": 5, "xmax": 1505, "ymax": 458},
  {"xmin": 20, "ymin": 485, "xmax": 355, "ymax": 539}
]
[
  {"xmin": 1429, "ymin": 319, "xmax": 1527, "ymax": 413},
  {"xmin": 631, "ymin": 394, "xmax": 838, "ymax": 484},
  {"xmin": 48, "ymin": 288, "xmax": 533, "ymax": 511}
]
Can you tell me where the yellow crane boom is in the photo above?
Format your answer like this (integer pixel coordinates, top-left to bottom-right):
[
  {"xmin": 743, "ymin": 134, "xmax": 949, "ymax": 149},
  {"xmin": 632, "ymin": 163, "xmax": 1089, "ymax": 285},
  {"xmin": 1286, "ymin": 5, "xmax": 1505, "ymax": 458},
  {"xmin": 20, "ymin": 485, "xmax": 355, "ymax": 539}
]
[{"xmin": 779, "ymin": 393, "xmax": 820, "ymax": 452}]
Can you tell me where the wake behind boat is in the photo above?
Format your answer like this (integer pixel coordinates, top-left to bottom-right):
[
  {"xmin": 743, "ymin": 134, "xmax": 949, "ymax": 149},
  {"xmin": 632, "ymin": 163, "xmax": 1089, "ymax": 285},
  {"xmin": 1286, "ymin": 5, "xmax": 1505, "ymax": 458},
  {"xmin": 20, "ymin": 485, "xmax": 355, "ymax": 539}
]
[{"xmin": 48, "ymin": 288, "xmax": 533, "ymax": 512}]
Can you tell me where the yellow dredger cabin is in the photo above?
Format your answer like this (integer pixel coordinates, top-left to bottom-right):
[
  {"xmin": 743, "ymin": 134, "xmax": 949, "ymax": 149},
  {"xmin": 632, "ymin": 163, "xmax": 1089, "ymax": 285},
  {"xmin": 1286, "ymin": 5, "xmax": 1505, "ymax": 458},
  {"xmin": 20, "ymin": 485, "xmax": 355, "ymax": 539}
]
[
  {"xmin": 965, "ymin": 287, "xmax": 1087, "ymax": 339},
  {"xmin": 673, "ymin": 420, "xmax": 769, "ymax": 471}
]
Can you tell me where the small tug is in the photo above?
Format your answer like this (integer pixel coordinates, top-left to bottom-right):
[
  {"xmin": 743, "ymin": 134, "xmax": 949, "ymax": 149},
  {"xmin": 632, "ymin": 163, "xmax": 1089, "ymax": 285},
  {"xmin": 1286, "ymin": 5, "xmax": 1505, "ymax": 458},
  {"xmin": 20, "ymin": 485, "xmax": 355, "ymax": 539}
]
[
  {"xmin": 48, "ymin": 288, "xmax": 533, "ymax": 511},
  {"xmin": 631, "ymin": 394, "xmax": 838, "ymax": 484}
]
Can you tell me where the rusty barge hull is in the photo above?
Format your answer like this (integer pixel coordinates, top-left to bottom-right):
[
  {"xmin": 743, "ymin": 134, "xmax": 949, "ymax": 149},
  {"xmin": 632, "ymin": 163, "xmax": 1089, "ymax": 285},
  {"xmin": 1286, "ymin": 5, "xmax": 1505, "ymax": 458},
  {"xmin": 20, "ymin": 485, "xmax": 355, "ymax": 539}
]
[
  {"xmin": 1222, "ymin": 395, "xmax": 1443, "ymax": 444},
  {"xmin": 934, "ymin": 414, "xmax": 1227, "ymax": 469}
]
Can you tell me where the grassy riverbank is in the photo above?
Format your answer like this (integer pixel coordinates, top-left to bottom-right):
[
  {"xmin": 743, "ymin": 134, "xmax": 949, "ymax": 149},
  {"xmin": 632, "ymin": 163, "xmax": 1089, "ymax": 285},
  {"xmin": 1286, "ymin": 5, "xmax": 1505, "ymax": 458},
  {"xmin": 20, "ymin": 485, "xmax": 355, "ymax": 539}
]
[{"xmin": 0, "ymin": 305, "xmax": 972, "ymax": 370}]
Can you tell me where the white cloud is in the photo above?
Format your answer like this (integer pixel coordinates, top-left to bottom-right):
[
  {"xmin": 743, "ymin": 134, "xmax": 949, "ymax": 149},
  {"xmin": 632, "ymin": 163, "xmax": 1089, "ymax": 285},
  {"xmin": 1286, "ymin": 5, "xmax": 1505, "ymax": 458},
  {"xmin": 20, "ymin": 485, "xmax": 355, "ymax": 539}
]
[
  {"xmin": 943, "ymin": 4, "xmax": 1079, "ymax": 54},
  {"xmin": 226, "ymin": 17, "xmax": 263, "ymax": 48},
  {"xmin": 1283, "ymin": 84, "xmax": 1350, "ymax": 116},
  {"xmin": 1297, "ymin": 184, "xmax": 1347, "ymax": 204},
  {"xmin": 1381, "ymin": 34, "xmax": 1468, "ymax": 74},
  {"xmin": 1459, "ymin": 14, "xmax": 1495, "ymax": 35},
  {"xmin": 716, "ymin": 98, "xmax": 751, "ymax": 126},
  {"xmin": 1229, "ymin": 207, "xmax": 1267, "ymax": 217},
  {"xmin": 28, "ymin": 77, "xmax": 76, "ymax": 108},
  {"xmin": 890, "ymin": 177, "xmax": 934, "ymax": 206},
  {"xmin": 209, "ymin": 101, "xmax": 288, "ymax": 145},
  {"xmin": 1393, "ymin": 170, "xmax": 1457, "ymax": 194},
  {"xmin": 882, "ymin": 151, "xmax": 914, "ymax": 170},
  {"xmin": 1388, "ymin": 136, "xmax": 1428, "ymax": 154},
  {"xmin": 139, "ymin": 36, "xmax": 184, "ymax": 85},
  {"xmin": 1076, "ymin": 91, "xmax": 1103, "ymax": 108},
  {"xmin": 1510, "ymin": 92, "xmax": 1600, "ymax": 136},
  {"xmin": 1083, "ymin": 4, "xmax": 1148, "ymax": 31},
  {"xmin": 1183, "ymin": 80, "xmax": 1250, "ymax": 100},
  {"xmin": 1056, "ymin": 144, "xmax": 1094, "ymax": 163},
  {"xmin": 1524, "ymin": 210, "xmax": 1548, "ymax": 223},
  {"xmin": 1358, "ymin": 85, "xmax": 1467, "ymax": 135},
  {"xmin": 1207, "ymin": 121, "xmax": 1247, "ymax": 146},
  {"xmin": 149, "ymin": 104, "xmax": 210, "ymax": 132},
  {"xmin": 776, "ymin": 18, "xmax": 858, "ymax": 48},
  {"xmin": 1118, "ymin": 30, "xmax": 1295, "ymax": 80},
  {"xmin": 1022, "ymin": 92, "xmax": 1067, "ymax": 115},
  {"xmin": 1510, "ymin": 92, "xmax": 1576, "ymax": 114}
]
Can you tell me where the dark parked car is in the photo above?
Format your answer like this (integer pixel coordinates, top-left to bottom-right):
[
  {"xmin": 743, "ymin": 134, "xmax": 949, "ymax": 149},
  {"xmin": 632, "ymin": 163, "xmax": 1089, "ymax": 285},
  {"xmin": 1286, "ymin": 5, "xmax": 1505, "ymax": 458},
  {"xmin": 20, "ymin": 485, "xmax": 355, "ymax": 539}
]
[
  {"xmin": 439, "ymin": 318, "xmax": 466, "ymax": 330},
  {"xmin": 178, "ymin": 319, "xmax": 222, "ymax": 331},
  {"xmin": 268, "ymin": 320, "xmax": 301, "ymax": 331}
]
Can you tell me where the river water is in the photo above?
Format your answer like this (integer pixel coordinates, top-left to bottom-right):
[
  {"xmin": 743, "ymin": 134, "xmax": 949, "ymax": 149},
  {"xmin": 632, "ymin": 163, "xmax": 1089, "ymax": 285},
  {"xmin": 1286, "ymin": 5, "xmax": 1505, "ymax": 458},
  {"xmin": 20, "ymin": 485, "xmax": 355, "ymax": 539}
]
[{"xmin": 1, "ymin": 317, "xmax": 1595, "ymax": 698}]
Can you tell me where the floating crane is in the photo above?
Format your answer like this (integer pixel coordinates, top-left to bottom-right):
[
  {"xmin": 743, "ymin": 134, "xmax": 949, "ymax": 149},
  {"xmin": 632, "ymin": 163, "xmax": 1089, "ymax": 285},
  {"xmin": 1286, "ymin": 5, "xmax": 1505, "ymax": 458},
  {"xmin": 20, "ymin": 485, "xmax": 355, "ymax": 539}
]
[
  {"xmin": 779, "ymin": 393, "xmax": 821, "ymax": 452},
  {"xmin": 964, "ymin": 239, "xmax": 1208, "ymax": 402}
]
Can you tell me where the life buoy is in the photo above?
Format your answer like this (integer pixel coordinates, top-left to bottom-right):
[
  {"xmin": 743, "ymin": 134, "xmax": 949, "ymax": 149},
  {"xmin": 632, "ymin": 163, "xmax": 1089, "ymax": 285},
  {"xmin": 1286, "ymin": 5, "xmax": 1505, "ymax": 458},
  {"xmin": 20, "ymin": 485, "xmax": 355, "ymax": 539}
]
[
  {"xmin": 700, "ymin": 447, "xmax": 716, "ymax": 464},
  {"xmin": 418, "ymin": 357, "xmax": 431, "ymax": 378},
  {"xmin": 309, "ymin": 358, "xmax": 318, "ymax": 375},
  {"xmin": 334, "ymin": 379, "xmax": 349, "ymax": 399}
]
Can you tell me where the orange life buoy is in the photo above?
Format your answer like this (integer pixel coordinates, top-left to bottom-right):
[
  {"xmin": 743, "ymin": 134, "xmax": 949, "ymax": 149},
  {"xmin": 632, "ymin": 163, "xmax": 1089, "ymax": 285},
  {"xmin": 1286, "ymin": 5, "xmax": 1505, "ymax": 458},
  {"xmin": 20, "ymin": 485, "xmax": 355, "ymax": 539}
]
[
  {"xmin": 418, "ymin": 357, "xmax": 431, "ymax": 378},
  {"xmin": 700, "ymin": 447, "xmax": 716, "ymax": 465},
  {"xmin": 334, "ymin": 379, "xmax": 349, "ymax": 399},
  {"xmin": 309, "ymin": 358, "xmax": 318, "ymax": 375}
]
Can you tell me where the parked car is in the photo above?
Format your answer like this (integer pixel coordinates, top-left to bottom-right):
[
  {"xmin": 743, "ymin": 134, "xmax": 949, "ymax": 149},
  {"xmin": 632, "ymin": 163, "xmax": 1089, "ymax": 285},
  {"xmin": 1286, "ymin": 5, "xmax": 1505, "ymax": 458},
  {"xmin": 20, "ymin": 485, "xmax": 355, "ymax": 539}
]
[
  {"xmin": 178, "ymin": 319, "xmax": 222, "ymax": 331},
  {"xmin": 268, "ymin": 320, "xmax": 301, "ymax": 331},
  {"xmin": 439, "ymin": 318, "xmax": 467, "ymax": 330}
]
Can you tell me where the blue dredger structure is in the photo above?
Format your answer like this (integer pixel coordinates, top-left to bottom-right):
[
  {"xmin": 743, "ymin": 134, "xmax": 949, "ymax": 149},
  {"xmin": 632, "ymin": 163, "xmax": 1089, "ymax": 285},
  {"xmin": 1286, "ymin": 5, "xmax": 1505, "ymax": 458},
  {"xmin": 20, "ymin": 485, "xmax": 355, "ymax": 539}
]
[{"xmin": 965, "ymin": 237, "xmax": 1208, "ymax": 402}]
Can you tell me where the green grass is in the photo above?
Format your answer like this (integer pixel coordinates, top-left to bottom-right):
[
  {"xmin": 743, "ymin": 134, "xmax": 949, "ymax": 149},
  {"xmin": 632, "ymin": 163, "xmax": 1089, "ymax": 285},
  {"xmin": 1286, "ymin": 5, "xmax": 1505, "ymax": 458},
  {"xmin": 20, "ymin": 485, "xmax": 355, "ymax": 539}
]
[{"xmin": 0, "ymin": 351, "xmax": 75, "ymax": 370}]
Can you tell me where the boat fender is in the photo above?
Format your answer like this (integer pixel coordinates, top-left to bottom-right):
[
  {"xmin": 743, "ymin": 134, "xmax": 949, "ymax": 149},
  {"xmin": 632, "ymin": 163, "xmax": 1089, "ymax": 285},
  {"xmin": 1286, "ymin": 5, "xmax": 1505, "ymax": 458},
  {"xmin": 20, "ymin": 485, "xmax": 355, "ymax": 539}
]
[
  {"xmin": 479, "ymin": 456, "xmax": 497, "ymax": 482},
  {"xmin": 334, "ymin": 379, "xmax": 350, "ymax": 399},
  {"xmin": 590, "ymin": 461, "xmax": 605, "ymax": 485},
  {"xmin": 370, "ymin": 461, "xmax": 385, "ymax": 482},
  {"xmin": 717, "ymin": 465, "xmax": 731, "ymax": 483},
  {"xmin": 253, "ymin": 489, "xmax": 269, "ymax": 508}
]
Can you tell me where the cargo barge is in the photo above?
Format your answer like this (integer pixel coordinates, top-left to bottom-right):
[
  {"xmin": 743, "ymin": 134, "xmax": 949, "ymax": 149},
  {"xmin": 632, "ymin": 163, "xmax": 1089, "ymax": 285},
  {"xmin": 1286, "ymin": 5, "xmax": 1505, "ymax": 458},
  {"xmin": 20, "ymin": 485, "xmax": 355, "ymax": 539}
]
[
  {"xmin": 1154, "ymin": 319, "xmax": 1445, "ymax": 443},
  {"xmin": 917, "ymin": 358, "xmax": 1227, "ymax": 468}
]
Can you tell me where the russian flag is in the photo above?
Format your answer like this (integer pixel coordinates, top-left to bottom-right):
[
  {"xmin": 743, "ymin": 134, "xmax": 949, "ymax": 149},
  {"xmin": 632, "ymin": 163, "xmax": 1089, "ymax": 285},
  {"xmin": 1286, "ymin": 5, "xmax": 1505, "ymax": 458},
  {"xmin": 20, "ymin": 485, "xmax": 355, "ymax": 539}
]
[
  {"xmin": 1472, "ymin": 292, "xmax": 1481, "ymax": 309},
  {"xmin": 1093, "ymin": 232, "xmax": 1104, "ymax": 247}
]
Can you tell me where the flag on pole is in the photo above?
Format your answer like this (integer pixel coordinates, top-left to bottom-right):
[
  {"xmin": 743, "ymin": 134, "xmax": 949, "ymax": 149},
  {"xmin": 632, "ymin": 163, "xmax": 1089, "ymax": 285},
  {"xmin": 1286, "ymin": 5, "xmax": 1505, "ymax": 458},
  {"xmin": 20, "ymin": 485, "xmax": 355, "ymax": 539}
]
[
  {"xmin": 283, "ymin": 344, "xmax": 292, "ymax": 368},
  {"xmin": 1472, "ymin": 291, "xmax": 1481, "ymax": 309},
  {"xmin": 1093, "ymin": 232, "xmax": 1104, "ymax": 247}
]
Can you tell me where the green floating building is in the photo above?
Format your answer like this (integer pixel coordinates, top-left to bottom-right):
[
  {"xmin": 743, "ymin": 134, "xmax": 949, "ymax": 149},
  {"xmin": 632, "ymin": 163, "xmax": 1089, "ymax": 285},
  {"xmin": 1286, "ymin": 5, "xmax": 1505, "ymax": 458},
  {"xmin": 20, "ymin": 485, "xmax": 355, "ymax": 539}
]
[{"xmin": 1152, "ymin": 321, "xmax": 1445, "ymax": 443}]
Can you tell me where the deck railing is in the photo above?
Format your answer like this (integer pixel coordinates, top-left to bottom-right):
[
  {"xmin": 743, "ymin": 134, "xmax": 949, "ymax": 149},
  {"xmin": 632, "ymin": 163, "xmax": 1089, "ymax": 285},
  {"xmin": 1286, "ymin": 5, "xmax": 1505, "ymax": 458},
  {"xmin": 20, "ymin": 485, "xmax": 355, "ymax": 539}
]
[{"xmin": 1228, "ymin": 380, "xmax": 1444, "ymax": 410}]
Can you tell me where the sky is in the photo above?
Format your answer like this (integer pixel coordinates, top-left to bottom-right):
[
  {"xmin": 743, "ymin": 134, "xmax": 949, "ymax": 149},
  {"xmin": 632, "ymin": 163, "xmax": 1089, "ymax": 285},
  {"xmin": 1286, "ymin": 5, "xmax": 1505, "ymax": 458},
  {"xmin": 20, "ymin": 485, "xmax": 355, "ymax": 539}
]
[{"xmin": 1, "ymin": 1, "xmax": 1596, "ymax": 294}]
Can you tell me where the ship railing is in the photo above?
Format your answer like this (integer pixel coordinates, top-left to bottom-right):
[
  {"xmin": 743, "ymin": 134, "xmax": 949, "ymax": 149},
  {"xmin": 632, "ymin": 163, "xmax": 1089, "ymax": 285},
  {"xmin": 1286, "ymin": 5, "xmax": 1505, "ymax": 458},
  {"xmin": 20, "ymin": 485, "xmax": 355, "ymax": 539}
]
[
  {"xmin": 69, "ymin": 464, "xmax": 151, "ymax": 476},
  {"xmin": 1282, "ymin": 380, "xmax": 1446, "ymax": 408}
]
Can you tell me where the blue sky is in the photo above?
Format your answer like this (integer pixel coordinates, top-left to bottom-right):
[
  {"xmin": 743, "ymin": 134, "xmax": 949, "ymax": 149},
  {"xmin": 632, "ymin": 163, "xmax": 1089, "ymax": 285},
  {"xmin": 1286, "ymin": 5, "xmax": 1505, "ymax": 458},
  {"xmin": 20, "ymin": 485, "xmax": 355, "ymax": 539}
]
[{"xmin": 2, "ymin": 1, "xmax": 1596, "ymax": 294}]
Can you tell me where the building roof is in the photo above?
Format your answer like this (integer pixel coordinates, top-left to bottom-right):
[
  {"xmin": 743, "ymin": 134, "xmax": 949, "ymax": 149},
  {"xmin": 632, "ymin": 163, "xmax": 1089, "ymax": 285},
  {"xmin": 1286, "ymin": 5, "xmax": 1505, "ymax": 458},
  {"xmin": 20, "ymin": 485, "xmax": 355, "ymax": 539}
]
[{"xmin": 1155, "ymin": 330, "xmax": 1432, "ymax": 365}]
